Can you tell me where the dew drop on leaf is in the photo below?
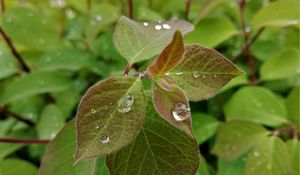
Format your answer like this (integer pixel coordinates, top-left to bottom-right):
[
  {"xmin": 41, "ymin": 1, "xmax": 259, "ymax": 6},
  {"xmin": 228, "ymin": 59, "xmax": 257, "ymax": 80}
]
[
  {"xmin": 162, "ymin": 24, "xmax": 171, "ymax": 29},
  {"xmin": 172, "ymin": 103, "xmax": 190, "ymax": 121},
  {"xmin": 90, "ymin": 108, "xmax": 96, "ymax": 114},
  {"xmin": 143, "ymin": 22, "xmax": 149, "ymax": 26},
  {"xmin": 95, "ymin": 125, "xmax": 99, "ymax": 129},
  {"xmin": 154, "ymin": 25, "xmax": 162, "ymax": 30},
  {"xmin": 202, "ymin": 75, "xmax": 207, "ymax": 79},
  {"xmin": 49, "ymin": 0, "xmax": 66, "ymax": 8},
  {"xmin": 192, "ymin": 71, "xmax": 200, "ymax": 78},
  {"xmin": 214, "ymin": 74, "xmax": 217, "ymax": 78},
  {"xmin": 100, "ymin": 135, "xmax": 109, "ymax": 144},
  {"xmin": 117, "ymin": 94, "xmax": 134, "ymax": 113},
  {"xmin": 95, "ymin": 15, "xmax": 102, "ymax": 22},
  {"xmin": 175, "ymin": 72, "xmax": 183, "ymax": 76}
]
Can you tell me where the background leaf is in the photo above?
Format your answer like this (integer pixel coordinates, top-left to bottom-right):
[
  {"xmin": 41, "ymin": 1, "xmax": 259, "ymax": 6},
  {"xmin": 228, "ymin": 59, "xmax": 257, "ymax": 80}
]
[
  {"xmin": 286, "ymin": 139, "xmax": 300, "ymax": 175},
  {"xmin": 0, "ymin": 158, "xmax": 38, "ymax": 175},
  {"xmin": 286, "ymin": 86, "xmax": 300, "ymax": 130}
]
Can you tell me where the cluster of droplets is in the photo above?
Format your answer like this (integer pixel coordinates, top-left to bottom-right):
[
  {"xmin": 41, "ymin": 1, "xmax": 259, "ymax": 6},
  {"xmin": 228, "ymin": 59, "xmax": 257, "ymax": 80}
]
[
  {"xmin": 117, "ymin": 94, "xmax": 134, "ymax": 113},
  {"xmin": 172, "ymin": 103, "xmax": 190, "ymax": 121},
  {"xmin": 143, "ymin": 21, "xmax": 172, "ymax": 31}
]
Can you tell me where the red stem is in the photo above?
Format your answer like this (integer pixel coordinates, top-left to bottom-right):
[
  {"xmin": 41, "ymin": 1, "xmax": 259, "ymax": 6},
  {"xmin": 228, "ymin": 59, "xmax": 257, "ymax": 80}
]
[
  {"xmin": 0, "ymin": 138, "xmax": 50, "ymax": 144},
  {"xmin": 184, "ymin": 0, "xmax": 192, "ymax": 21},
  {"xmin": 123, "ymin": 64, "xmax": 132, "ymax": 76},
  {"xmin": 128, "ymin": 0, "xmax": 133, "ymax": 19}
]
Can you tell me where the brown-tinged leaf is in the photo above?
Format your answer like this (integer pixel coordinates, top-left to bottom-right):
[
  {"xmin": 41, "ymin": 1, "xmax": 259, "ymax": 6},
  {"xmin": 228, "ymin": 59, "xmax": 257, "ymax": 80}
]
[
  {"xmin": 75, "ymin": 76, "xmax": 146, "ymax": 162},
  {"xmin": 149, "ymin": 31, "xmax": 185, "ymax": 76},
  {"xmin": 169, "ymin": 45, "xmax": 243, "ymax": 101},
  {"xmin": 106, "ymin": 101, "xmax": 199, "ymax": 175},
  {"xmin": 152, "ymin": 81, "xmax": 192, "ymax": 135}
]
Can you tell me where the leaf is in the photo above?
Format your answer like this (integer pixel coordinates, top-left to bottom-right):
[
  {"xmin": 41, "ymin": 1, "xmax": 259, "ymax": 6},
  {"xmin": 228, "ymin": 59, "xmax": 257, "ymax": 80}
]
[
  {"xmin": 149, "ymin": 31, "xmax": 185, "ymax": 76},
  {"xmin": 40, "ymin": 120, "xmax": 102, "ymax": 175},
  {"xmin": 212, "ymin": 121, "xmax": 269, "ymax": 161},
  {"xmin": 260, "ymin": 49, "xmax": 300, "ymax": 81},
  {"xmin": 251, "ymin": 0, "xmax": 300, "ymax": 28},
  {"xmin": 245, "ymin": 137, "xmax": 291, "ymax": 175},
  {"xmin": 224, "ymin": 86, "xmax": 288, "ymax": 126},
  {"xmin": 1, "ymin": 7, "xmax": 61, "ymax": 50},
  {"xmin": 169, "ymin": 45, "xmax": 243, "ymax": 101},
  {"xmin": 197, "ymin": 155, "xmax": 211, "ymax": 175},
  {"xmin": 152, "ymin": 81, "xmax": 192, "ymax": 135},
  {"xmin": 0, "ymin": 158, "xmax": 38, "ymax": 175},
  {"xmin": 192, "ymin": 113, "xmax": 219, "ymax": 144},
  {"xmin": 106, "ymin": 101, "xmax": 199, "ymax": 175},
  {"xmin": 0, "ymin": 71, "xmax": 72, "ymax": 104},
  {"xmin": 286, "ymin": 86, "xmax": 300, "ymax": 129},
  {"xmin": 75, "ymin": 76, "xmax": 146, "ymax": 162},
  {"xmin": 113, "ymin": 16, "xmax": 194, "ymax": 64},
  {"xmin": 286, "ymin": 140, "xmax": 300, "ymax": 175},
  {"xmin": 52, "ymin": 88, "xmax": 80, "ymax": 117},
  {"xmin": 220, "ymin": 74, "xmax": 249, "ymax": 92},
  {"xmin": 193, "ymin": 0, "xmax": 224, "ymax": 25},
  {"xmin": 0, "ymin": 51, "xmax": 18, "ymax": 80},
  {"xmin": 186, "ymin": 17, "xmax": 237, "ymax": 48},
  {"xmin": 217, "ymin": 156, "xmax": 246, "ymax": 175},
  {"xmin": 37, "ymin": 104, "xmax": 65, "ymax": 139}
]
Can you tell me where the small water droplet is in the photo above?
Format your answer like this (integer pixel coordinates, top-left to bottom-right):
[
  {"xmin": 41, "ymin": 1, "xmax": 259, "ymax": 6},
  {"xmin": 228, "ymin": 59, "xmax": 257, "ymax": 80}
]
[
  {"xmin": 154, "ymin": 25, "xmax": 162, "ymax": 30},
  {"xmin": 175, "ymin": 72, "xmax": 183, "ymax": 76},
  {"xmin": 214, "ymin": 74, "xmax": 217, "ymax": 78},
  {"xmin": 157, "ymin": 20, "xmax": 162, "ymax": 23},
  {"xmin": 172, "ymin": 103, "xmax": 190, "ymax": 121},
  {"xmin": 202, "ymin": 75, "xmax": 207, "ymax": 79},
  {"xmin": 95, "ymin": 15, "xmax": 102, "ymax": 21},
  {"xmin": 117, "ymin": 94, "xmax": 134, "ymax": 113},
  {"xmin": 253, "ymin": 150, "xmax": 260, "ymax": 157},
  {"xmin": 100, "ymin": 135, "xmax": 109, "ymax": 144},
  {"xmin": 143, "ymin": 22, "xmax": 149, "ymax": 26},
  {"xmin": 192, "ymin": 71, "xmax": 200, "ymax": 78},
  {"xmin": 95, "ymin": 125, "xmax": 99, "ymax": 129},
  {"xmin": 91, "ymin": 108, "xmax": 96, "ymax": 114},
  {"xmin": 165, "ymin": 72, "xmax": 170, "ymax": 75},
  {"xmin": 162, "ymin": 24, "xmax": 171, "ymax": 29}
]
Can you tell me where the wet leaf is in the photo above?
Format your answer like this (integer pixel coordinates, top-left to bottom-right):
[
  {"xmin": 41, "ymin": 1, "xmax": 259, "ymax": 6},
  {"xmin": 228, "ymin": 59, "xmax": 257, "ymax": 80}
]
[
  {"xmin": 106, "ymin": 101, "xmax": 199, "ymax": 175},
  {"xmin": 113, "ymin": 16, "xmax": 194, "ymax": 64},
  {"xmin": 0, "ymin": 51, "xmax": 18, "ymax": 80},
  {"xmin": 0, "ymin": 158, "xmax": 38, "ymax": 175},
  {"xmin": 212, "ymin": 121, "xmax": 269, "ymax": 161},
  {"xmin": 217, "ymin": 156, "xmax": 245, "ymax": 175},
  {"xmin": 149, "ymin": 31, "xmax": 185, "ymax": 76},
  {"xmin": 152, "ymin": 81, "xmax": 192, "ymax": 135},
  {"xmin": 75, "ymin": 76, "xmax": 146, "ymax": 162},
  {"xmin": 169, "ymin": 45, "xmax": 243, "ymax": 101}
]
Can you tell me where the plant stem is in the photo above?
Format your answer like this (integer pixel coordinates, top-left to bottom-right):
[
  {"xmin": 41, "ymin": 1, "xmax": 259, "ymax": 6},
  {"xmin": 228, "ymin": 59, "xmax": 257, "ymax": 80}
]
[
  {"xmin": 0, "ymin": 27, "xmax": 30, "ymax": 73},
  {"xmin": 0, "ymin": 138, "xmax": 50, "ymax": 144},
  {"xmin": 128, "ymin": 0, "xmax": 133, "ymax": 19},
  {"xmin": 123, "ymin": 64, "xmax": 132, "ymax": 76},
  {"xmin": 5, "ymin": 109, "xmax": 35, "ymax": 127},
  {"xmin": 271, "ymin": 126, "xmax": 298, "ymax": 139},
  {"xmin": 0, "ymin": 0, "xmax": 5, "ymax": 14},
  {"xmin": 87, "ymin": 0, "xmax": 91, "ymax": 12},
  {"xmin": 184, "ymin": 0, "xmax": 192, "ymax": 21}
]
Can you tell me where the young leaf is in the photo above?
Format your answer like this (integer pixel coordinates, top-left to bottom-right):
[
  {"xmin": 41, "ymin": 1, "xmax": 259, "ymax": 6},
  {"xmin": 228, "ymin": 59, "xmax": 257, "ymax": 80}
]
[
  {"xmin": 169, "ymin": 45, "xmax": 243, "ymax": 101},
  {"xmin": 225, "ymin": 86, "xmax": 288, "ymax": 127},
  {"xmin": 113, "ymin": 16, "xmax": 194, "ymax": 64},
  {"xmin": 106, "ymin": 101, "xmax": 199, "ymax": 175},
  {"xmin": 0, "ymin": 158, "xmax": 38, "ymax": 175},
  {"xmin": 40, "ymin": 120, "xmax": 103, "ymax": 175},
  {"xmin": 212, "ymin": 121, "xmax": 269, "ymax": 161},
  {"xmin": 75, "ymin": 76, "xmax": 146, "ymax": 162},
  {"xmin": 245, "ymin": 137, "xmax": 291, "ymax": 175},
  {"xmin": 149, "ymin": 30, "xmax": 185, "ymax": 76},
  {"xmin": 152, "ymin": 81, "xmax": 192, "ymax": 135}
]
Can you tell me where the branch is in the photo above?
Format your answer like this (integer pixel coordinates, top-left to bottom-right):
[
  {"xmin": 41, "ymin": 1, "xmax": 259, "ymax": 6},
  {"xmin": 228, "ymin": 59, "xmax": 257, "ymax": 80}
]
[
  {"xmin": 0, "ymin": 27, "xmax": 31, "ymax": 72},
  {"xmin": 184, "ymin": 0, "xmax": 192, "ymax": 21},
  {"xmin": 123, "ymin": 64, "xmax": 131, "ymax": 76},
  {"xmin": 0, "ymin": 138, "xmax": 50, "ymax": 144},
  {"xmin": 128, "ymin": 0, "xmax": 133, "ymax": 19},
  {"xmin": 1, "ymin": 107, "xmax": 35, "ymax": 127}
]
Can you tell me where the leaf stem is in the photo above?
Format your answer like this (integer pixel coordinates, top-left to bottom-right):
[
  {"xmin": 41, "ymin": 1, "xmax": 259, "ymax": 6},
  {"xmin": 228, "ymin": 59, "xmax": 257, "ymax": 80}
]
[
  {"xmin": 128, "ymin": 0, "xmax": 133, "ymax": 19},
  {"xmin": 271, "ymin": 126, "xmax": 298, "ymax": 139},
  {"xmin": 0, "ymin": 138, "xmax": 50, "ymax": 144},
  {"xmin": 184, "ymin": 0, "xmax": 192, "ymax": 21},
  {"xmin": 0, "ymin": 27, "xmax": 31, "ymax": 73},
  {"xmin": 123, "ymin": 64, "xmax": 132, "ymax": 76},
  {"xmin": 0, "ymin": 106, "xmax": 35, "ymax": 127},
  {"xmin": 0, "ymin": 0, "xmax": 5, "ymax": 14}
]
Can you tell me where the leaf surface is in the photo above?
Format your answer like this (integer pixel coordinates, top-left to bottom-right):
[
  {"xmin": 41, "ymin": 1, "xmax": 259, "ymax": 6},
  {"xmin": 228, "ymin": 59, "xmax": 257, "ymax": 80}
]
[
  {"xmin": 75, "ymin": 76, "xmax": 146, "ymax": 162},
  {"xmin": 169, "ymin": 45, "xmax": 242, "ymax": 101},
  {"xmin": 0, "ymin": 158, "xmax": 38, "ymax": 175},
  {"xmin": 114, "ymin": 16, "xmax": 194, "ymax": 64}
]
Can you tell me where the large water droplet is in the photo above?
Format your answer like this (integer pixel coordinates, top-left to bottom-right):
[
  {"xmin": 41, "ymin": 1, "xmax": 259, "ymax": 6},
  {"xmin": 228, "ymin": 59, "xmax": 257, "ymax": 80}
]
[
  {"xmin": 154, "ymin": 25, "xmax": 162, "ymax": 30},
  {"xmin": 175, "ymin": 72, "xmax": 183, "ymax": 76},
  {"xmin": 172, "ymin": 103, "xmax": 190, "ymax": 121},
  {"xmin": 100, "ymin": 135, "xmax": 109, "ymax": 144},
  {"xmin": 162, "ymin": 24, "xmax": 171, "ymax": 29},
  {"xmin": 117, "ymin": 94, "xmax": 134, "ymax": 113},
  {"xmin": 143, "ymin": 22, "xmax": 149, "ymax": 26},
  {"xmin": 91, "ymin": 108, "xmax": 96, "ymax": 114},
  {"xmin": 192, "ymin": 71, "xmax": 200, "ymax": 78}
]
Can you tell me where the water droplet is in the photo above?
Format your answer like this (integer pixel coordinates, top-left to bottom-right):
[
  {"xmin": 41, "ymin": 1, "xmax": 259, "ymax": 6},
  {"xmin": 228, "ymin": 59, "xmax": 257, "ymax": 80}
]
[
  {"xmin": 154, "ymin": 25, "xmax": 162, "ymax": 30},
  {"xmin": 192, "ymin": 71, "xmax": 200, "ymax": 78},
  {"xmin": 50, "ymin": 133, "xmax": 56, "ymax": 139},
  {"xmin": 202, "ymin": 75, "xmax": 207, "ymax": 79},
  {"xmin": 172, "ymin": 103, "xmax": 190, "ymax": 121},
  {"xmin": 157, "ymin": 20, "xmax": 162, "ymax": 23},
  {"xmin": 143, "ymin": 22, "xmax": 149, "ymax": 26},
  {"xmin": 214, "ymin": 74, "xmax": 217, "ymax": 78},
  {"xmin": 165, "ymin": 72, "xmax": 170, "ymax": 75},
  {"xmin": 100, "ymin": 135, "xmax": 109, "ymax": 144},
  {"xmin": 91, "ymin": 108, "xmax": 96, "ymax": 114},
  {"xmin": 175, "ymin": 72, "xmax": 183, "ymax": 76},
  {"xmin": 95, "ymin": 15, "xmax": 102, "ymax": 21},
  {"xmin": 253, "ymin": 150, "xmax": 260, "ymax": 157},
  {"xmin": 162, "ymin": 24, "xmax": 171, "ymax": 29},
  {"xmin": 66, "ymin": 9, "xmax": 76, "ymax": 19},
  {"xmin": 95, "ymin": 125, "xmax": 99, "ymax": 129},
  {"xmin": 134, "ymin": 73, "xmax": 144, "ymax": 78},
  {"xmin": 49, "ymin": 0, "xmax": 66, "ymax": 8},
  {"xmin": 117, "ymin": 94, "xmax": 134, "ymax": 113}
]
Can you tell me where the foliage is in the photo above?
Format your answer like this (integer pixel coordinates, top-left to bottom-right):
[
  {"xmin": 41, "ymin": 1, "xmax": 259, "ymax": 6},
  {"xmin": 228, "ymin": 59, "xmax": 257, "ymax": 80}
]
[{"xmin": 0, "ymin": 0, "xmax": 299, "ymax": 175}]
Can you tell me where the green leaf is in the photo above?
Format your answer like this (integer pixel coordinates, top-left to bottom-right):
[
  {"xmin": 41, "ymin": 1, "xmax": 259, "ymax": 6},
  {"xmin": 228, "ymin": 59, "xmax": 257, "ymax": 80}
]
[
  {"xmin": 192, "ymin": 113, "xmax": 219, "ymax": 144},
  {"xmin": 225, "ymin": 86, "xmax": 288, "ymax": 126},
  {"xmin": 260, "ymin": 49, "xmax": 300, "ymax": 81},
  {"xmin": 113, "ymin": 16, "xmax": 194, "ymax": 64},
  {"xmin": 193, "ymin": 0, "xmax": 224, "ymax": 25},
  {"xmin": 286, "ymin": 86, "xmax": 300, "ymax": 130},
  {"xmin": 75, "ymin": 76, "xmax": 146, "ymax": 162},
  {"xmin": 1, "ymin": 8, "xmax": 61, "ymax": 50},
  {"xmin": 186, "ymin": 17, "xmax": 237, "ymax": 48},
  {"xmin": 0, "ymin": 51, "xmax": 18, "ymax": 80},
  {"xmin": 220, "ymin": 74, "xmax": 249, "ymax": 92},
  {"xmin": 37, "ymin": 104, "xmax": 65, "ymax": 139},
  {"xmin": 197, "ymin": 155, "xmax": 211, "ymax": 175},
  {"xmin": 169, "ymin": 45, "xmax": 243, "ymax": 101},
  {"xmin": 152, "ymin": 81, "xmax": 192, "ymax": 135},
  {"xmin": 245, "ymin": 137, "xmax": 291, "ymax": 175},
  {"xmin": 0, "ymin": 71, "xmax": 72, "ymax": 104},
  {"xmin": 0, "ymin": 158, "xmax": 38, "ymax": 175},
  {"xmin": 40, "ymin": 120, "xmax": 101, "ymax": 175},
  {"xmin": 286, "ymin": 140, "xmax": 300, "ymax": 175},
  {"xmin": 217, "ymin": 156, "xmax": 246, "ymax": 175},
  {"xmin": 212, "ymin": 121, "xmax": 269, "ymax": 161},
  {"xmin": 149, "ymin": 31, "xmax": 185, "ymax": 76},
  {"xmin": 106, "ymin": 101, "xmax": 199, "ymax": 175},
  {"xmin": 251, "ymin": 0, "xmax": 300, "ymax": 28}
]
